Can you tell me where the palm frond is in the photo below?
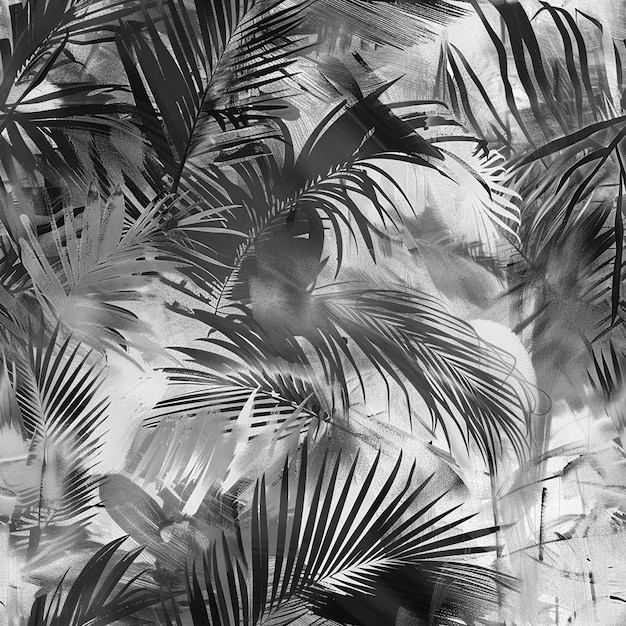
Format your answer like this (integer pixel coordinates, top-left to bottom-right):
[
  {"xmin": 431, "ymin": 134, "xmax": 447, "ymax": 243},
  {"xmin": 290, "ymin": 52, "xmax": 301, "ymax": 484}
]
[
  {"xmin": 100, "ymin": 378, "xmax": 320, "ymax": 571},
  {"xmin": 187, "ymin": 441, "xmax": 510, "ymax": 625},
  {"xmin": 117, "ymin": 0, "xmax": 316, "ymax": 196},
  {"xmin": 99, "ymin": 410, "xmax": 303, "ymax": 573},
  {"xmin": 177, "ymin": 87, "xmax": 447, "ymax": 305},
  {"xmin": 507, "ymin": 129, "xmax": 626, "ymax": 343},
  {"xmin": 442, "ymin": 3, "xmax": 626, "ymax": 342},
  {"xmin": 303, "ymin": 0, "xmax": 468, "ymax": 52},
  {"xmin": 26, "ymin": 536, "xmax": 159, "ymax": 626},
  {"xmin": 14, "ymin": 327, "xmax": 104, "ymax": 478},
  {"xmin": 146, "ymin": 369, "xmax": 319, "ymax": 447},
  {"xmin": 13, "ymin": 185, "xmax": 232, "ymax": 355},
  {"xmin": 172, "ymin": 286, "xmax": 535, "ymax": 467},
  {"xmin": 588, "ymin": 341, "xmax": 626, "ymax": 449},
  {"xmin": 442, "ymin": 1, "xmax": 624, "ymax": 148},
  {"xmin": 0, "ymin": 324, "xmax": 112, "ymax": 591},
  {"xmin": 0, "ymin": 0, "xmax": 143, "ymax": 197}
]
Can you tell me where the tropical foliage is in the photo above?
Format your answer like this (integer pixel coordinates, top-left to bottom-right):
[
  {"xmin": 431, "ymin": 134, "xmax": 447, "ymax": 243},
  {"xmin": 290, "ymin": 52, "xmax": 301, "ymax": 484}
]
[{"xmin": 0, "ymin": 0, "xmax": 625, "ymax": 624}]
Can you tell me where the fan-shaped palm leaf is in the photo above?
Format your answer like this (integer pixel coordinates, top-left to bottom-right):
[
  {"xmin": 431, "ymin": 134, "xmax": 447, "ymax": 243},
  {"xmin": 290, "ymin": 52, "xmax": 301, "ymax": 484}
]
[{"xmin": 185, "ymin": 441, "xmax": 510, "ymax": 625}]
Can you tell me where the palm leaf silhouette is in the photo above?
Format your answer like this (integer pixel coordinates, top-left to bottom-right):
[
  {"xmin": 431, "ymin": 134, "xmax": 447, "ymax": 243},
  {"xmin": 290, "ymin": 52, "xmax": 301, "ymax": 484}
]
[
  {"xmin": 117, "ymin": 0, "xmax": 315, "ymax": 196},
  {"xmin": 173, "ymin": 287, "xmax": 534, "ymax": 467},
  {"xmin": 26, "ymin": 536, "xmax": 159, "ymax": 626},
  {"xmin": 444, "ymin": 1, "xmax": 626, "ymax": 387},
  {"xmin": 184, "ymin": 441, "xmax": 510, "ymax": 625},
  {"xmin": 0, "ymin": 324, "xmax": 111, "ymax": 590},
  {"xmin": 0, "ymin": 0, "xmax": 142, "ymax": 202},
  {"xmin": 12, "ymin": 184, "xmax": 237, "ymax": 355},
  {"xmin": 0, "ymin": 1, "xmax": 604, "ymax": 624},
  {"xmin": 165, "ymin": 83, "xmax": 450, "ymax": 311}
]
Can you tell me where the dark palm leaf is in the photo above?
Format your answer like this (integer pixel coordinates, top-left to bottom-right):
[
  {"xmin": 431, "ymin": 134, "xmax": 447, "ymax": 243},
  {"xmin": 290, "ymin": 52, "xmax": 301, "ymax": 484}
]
[
  {"xmin": 26, "ymin": 536, "xmax": 159, "ymax": 626},
  {"xmin": 99, "ymin": 472, "xmax": 203, "ymax": 574},
  {"xmin": 99, "ymin": 389, "xmax": 313, "ymax": 572},
  {"xmin": 590, "ymin": 341, "xmax": 626, "ymax": 403},
  {"xmin": 178, "ymin": 85, "xmax": 448, "ymax": 306},
  {"xmin": 9, "ymin": 325, "xmax": 106, "ymax": 506},
  {"xmin": 0, "ymin": 324, "xmax": 112, "ymax": 594},
  {"xmin": 146, "ymin": 368, "xmax": 319, "ymax": 445},
  {"xmin": 302, "ymin": 0, "xmax": 468, "ymax": 53},
  {"xmin": 444, "ymin": 2, "xmax": 626, "ymax": 343},
  {"xmin": 442, "ymin": 1, "xmax": 624, "ymax": 149},
  {"xmin": 172, "ymin": 286, "xmax": 535, "ymax": 468},
  {"xmin": 588, "ymin": 341, "xmax": 626, "ymax": 450},
  {"xmin": 186, "ymin": 441, "xmax": 510, "ymax": 625},
  {"xmin": 0, "ymin": 0, "xmax": 143, "ymax": 197},
  {"xmin": 117, "ymin": 0, "xmax": 315, "ymax": 195}
]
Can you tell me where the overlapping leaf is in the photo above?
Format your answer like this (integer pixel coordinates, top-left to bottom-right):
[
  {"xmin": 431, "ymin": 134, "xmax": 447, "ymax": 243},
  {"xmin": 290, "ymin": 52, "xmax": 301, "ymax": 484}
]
[
  {"xmin": 117, "ymin": 0, "xmax": 314, "ymax": 195},
  {"xmin": 0, "ymin": 0, "xmax": 143, "ymax": 195},
  {"xmin": 26, "ymin": 536, "xmax": 159, "ymax": 626},
  {"xmin": 172, "ymin": 287, "xmax": 535, "ymax": 467},
  {"xmin": 1, "ymin": 325, "xmax": 109, "ymax": 578},
  {"xmin": 186, "ymin": 442, "xmax": 509, "ymax": 625},
  {"xmin": 14, "ymin": 185, "xmax": 235, "ymax": 354}
]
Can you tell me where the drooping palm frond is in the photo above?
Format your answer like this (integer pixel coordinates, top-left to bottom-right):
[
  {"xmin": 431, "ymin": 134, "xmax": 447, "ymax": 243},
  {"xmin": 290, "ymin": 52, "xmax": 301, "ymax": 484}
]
[
  {"xmin": 440, "ymin": 1, "xmax": 626, "ymax": 350},
  {"xmin": 184, "ymin": 441, "xmax": 511, "ymax": 626},
  {"xmin": 26, "ymin": 536, "xmax": 159, "ymax": 626},
  {"xmin": 588, "ymin": 341, "xmax": 626, "ymax": 448},
  {"xmin": 11, "ymin": 324, "xmax": 105, "ymax": 478},
  {"xmin": 0, "ymin": 221, "xmax": 35, "ymax": 345},
  {"xmin": 303, "ymin": 0, "xmax": 468, "ymax": 54},
  {"xmin": 172, "ymin": 285, "xmax": 535, "ymax": 468},
  {"xmin": 170, "ymin": 88, "xmax": 521, "ymax": 336},
  {"xmin": 166, "ymin": 85, "xmax": 446, "ymax": 306},
  {"xmin": 505, "ymin": 195, "xmax": 624, "ymax": 406},
  {"xmin": 206, "ymin": 155, "xmax": 419, "ymax": 308},
  {"xmin": 146, "ymin": 367, "xmax": 319, "ymax": 435},
  {"xmin": 99, "ymin": 374, "xmax": 323, "ymax": 576}
]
